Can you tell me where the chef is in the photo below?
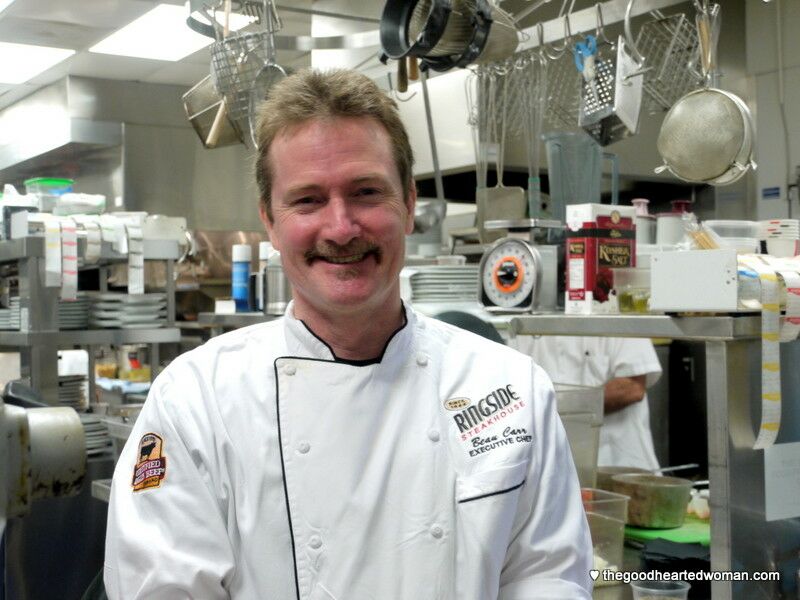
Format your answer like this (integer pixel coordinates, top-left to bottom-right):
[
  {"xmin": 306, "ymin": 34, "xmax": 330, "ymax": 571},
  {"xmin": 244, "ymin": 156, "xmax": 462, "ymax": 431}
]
[
  {"xmin": 510, "ymin": 335, "xmax": 662, "ymax": 470},
  {"xmin": 104, "ymin": 68, "xmax": 592, "ymax": 599}
]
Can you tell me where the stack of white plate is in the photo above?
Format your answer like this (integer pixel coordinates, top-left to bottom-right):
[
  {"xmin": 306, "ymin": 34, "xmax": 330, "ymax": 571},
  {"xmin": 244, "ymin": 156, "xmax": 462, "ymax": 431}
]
[
  {"xmin": 59, "ymin": 294, "xmax": 90, "ymax": 330},
  {"xmin": 761, "ymin": 219, "xmax": 799, "ymax": 258},
  {"xmin": 58, "ymin": 374, "xmax": 88, "ymax": 410},
  {"xmin": 89, "ymin": 292, "xmax": 167, "ymax": 329},
  {"xmin": 0, "ymin": 296, "xmax": 21, "ymax": 330},
  {"xmin": 80, "ymin": 413, "xmax": 114, "ymax": 457},
  {"xmin": 409, "ymin": 265, "xmax": 479, "ymax": 303}
]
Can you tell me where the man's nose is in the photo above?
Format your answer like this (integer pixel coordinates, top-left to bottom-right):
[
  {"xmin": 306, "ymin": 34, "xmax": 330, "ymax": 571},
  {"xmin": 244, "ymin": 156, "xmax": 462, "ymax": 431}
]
[{"xmin": 323, "ymin": 197, "xmax": 361, "ymax": 245}]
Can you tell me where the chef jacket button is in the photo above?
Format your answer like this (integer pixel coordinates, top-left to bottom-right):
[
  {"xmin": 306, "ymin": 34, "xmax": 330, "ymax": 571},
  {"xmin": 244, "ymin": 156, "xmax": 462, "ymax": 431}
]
[
  {"xmin": 430, "ymin": 525, "xmax": 444, "ymax": 539},
  {"xmin": 416, "ymin": 353, "xmax": 428, "ymax": 367},
  {"xmin": 427, "ymin": 429, "xmax": 440, "ymax": 442},
  {"xmin": 284, "ymin": 364, "xmax": 296, "ymax": 376},
  {"xmin": 297, "ymin": 441, "xmax": 310, "ymax": 454},
  {"xmin": 309, "ymin": 535, "xmax": 322, "ymax": 549}
]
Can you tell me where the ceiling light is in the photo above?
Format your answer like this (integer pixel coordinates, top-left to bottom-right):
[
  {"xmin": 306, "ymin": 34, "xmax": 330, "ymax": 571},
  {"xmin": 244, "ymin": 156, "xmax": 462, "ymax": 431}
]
[
  {"xmin": 0, "ymin": 42, "xmax": 75, "ymax": 84},
  {"xmin": 90, "ymin": 3, "xmax": 253, "ymax": 62},
  {"xmin": 0, "ymin": 0, "xmax": 16, "ymax": 14}
]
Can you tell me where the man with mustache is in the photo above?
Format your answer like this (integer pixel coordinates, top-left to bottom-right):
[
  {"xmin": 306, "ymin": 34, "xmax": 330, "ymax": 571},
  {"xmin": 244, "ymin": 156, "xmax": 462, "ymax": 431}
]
[{"xmin": 104, "ymin": 69, "xmax": 592, "ymax": 599}]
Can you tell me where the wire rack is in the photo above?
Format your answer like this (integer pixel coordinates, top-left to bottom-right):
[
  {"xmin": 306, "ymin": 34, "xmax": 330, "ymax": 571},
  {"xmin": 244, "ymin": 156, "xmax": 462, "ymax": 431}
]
[
  {"xmin": 544, "ymin": 48, "xmax": 581, "ymax": 129},
  {"xmin": 210, "ymin": 31, "xmax": 273, "ymax": 125},
  {"xmin": 635, "ymin": 12, "xmax": 703, "ymax": 113}
]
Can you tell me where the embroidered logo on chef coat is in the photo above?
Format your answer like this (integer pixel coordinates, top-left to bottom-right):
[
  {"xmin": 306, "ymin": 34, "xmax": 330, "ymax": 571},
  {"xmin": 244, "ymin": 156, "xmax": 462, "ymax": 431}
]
[
  {"xmin": 444, "ymin": 397, "xmax": 471, "ymax": 411},
  {"xmin": 448, "ymin": 384, "xmax": 532, "ymax": 455},
  {"xmin": 132, "ymin": 433, "xmax": 167, "ymax": 492}
]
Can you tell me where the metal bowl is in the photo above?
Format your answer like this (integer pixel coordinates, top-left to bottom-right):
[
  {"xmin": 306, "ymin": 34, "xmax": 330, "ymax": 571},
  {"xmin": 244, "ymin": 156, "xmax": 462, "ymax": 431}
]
[
  {"xmin": 596, "ymin": 465, "xmax": 650, "ymax": 493},
  {"xmin": 611, "ymin": 473, "xmax": 693, "ymax": 529}
]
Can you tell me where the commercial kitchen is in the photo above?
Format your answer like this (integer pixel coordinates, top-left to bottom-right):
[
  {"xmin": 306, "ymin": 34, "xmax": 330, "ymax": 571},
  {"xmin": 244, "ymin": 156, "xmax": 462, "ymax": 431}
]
[{"xmin": 0, "ymin": 0, "xmax": 798, "ymax": 598}]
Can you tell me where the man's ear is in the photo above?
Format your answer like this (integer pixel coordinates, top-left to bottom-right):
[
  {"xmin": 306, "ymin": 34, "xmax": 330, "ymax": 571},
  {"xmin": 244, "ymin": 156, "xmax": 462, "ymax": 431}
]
[
  {"xmin": 259, "ymin": 203, "xmax": 279, "ymax": 251},
  {"xmin": 404, "ymin": 181, "xmax": 417, "ymax": 236}
]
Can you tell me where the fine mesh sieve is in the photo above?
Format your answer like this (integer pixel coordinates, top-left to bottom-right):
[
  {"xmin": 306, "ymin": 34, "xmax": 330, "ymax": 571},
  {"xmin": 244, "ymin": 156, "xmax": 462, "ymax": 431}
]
[{"xmin": 655, "ymin": 2, "xmax": 756, "ymax": 185}]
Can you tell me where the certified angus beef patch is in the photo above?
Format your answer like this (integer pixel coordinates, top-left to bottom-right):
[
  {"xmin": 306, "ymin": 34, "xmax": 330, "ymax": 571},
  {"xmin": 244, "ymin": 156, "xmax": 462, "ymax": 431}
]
[{"xmin": 132, "ymin": 433, "xmax": 167, "ymax": 491}]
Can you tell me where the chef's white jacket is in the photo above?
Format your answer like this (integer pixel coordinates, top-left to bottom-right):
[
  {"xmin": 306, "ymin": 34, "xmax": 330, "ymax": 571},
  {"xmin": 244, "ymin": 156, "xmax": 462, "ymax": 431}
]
[
  {"xmin": 510, "ymin": 335, "xmax": 663, "ymax": 470},
  {"xmin": 105, "ymin": 303, "xmax": 592, "ymax": 599}
]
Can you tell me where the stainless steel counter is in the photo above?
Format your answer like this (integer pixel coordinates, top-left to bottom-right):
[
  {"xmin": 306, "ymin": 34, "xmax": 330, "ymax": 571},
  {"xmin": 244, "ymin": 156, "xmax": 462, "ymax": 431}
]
[
  {"xmin": 511, "ymin": 314, "xmax": 761, "ymax": 341},
  {"xmin": 197, "ymin": 312, "xmax": 279, "ymax": 328}
]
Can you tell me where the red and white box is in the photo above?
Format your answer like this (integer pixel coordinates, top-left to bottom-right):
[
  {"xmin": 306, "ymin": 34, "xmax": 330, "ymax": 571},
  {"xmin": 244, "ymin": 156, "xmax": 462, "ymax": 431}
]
[{"xmin": 565, "ymin": 204, "xmax": 636, "ymax": 314}]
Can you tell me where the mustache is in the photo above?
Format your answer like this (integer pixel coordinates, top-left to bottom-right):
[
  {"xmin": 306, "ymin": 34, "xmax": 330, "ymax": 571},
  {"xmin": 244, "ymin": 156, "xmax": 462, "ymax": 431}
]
[{"xmin": 304, "ymin": 239, "xmax": 381, "ymax": 263}]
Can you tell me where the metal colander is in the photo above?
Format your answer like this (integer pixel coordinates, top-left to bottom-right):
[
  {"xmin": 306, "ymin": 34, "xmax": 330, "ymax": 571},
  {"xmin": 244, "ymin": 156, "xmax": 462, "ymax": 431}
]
[
  {"xmin": 405, "ymin": 0, "xmax": 519, "ymax": 67},
  {"xmin": 210, "ymin": 31, "xmax": 275, "ymax": 126}
]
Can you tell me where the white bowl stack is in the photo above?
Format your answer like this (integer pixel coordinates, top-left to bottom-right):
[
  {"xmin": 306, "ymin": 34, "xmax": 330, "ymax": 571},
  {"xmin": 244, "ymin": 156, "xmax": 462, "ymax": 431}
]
[{"xmin": 761, "ymin": 219, "xmax": 799, "ymax": 258}]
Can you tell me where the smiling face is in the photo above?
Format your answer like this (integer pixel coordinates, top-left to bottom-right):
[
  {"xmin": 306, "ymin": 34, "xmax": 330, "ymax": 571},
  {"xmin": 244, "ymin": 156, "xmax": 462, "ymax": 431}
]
[{"xmin": 260, "ymin": 116, "xmax": 415, "ymax": 319}]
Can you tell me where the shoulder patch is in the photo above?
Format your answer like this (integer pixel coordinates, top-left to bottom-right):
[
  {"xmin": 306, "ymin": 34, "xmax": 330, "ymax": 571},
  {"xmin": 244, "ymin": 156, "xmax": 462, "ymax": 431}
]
[{"xmin": 132, "ymin": 433, "xmax": 167, "ymax": 491}]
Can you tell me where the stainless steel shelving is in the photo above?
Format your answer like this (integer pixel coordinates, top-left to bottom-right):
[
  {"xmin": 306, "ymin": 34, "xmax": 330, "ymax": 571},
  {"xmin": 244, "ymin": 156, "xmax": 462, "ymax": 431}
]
[
  {"xmin": 0, "ymin": 235, "xmax": 180, "ymax": 405},
  {"xmin": 510, "ymin": 313, "xmax": 792, "ymax": 600},
  {"xmin": 511, "ymin": 314, "xmax": 762, "ymax": 341}
]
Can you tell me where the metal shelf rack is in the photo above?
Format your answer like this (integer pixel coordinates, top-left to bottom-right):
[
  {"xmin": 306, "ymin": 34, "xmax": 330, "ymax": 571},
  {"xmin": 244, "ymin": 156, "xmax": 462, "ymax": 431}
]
[
  {"xmin": 0, "ymin": 235, "xmax": 181, "ymax": 405},
  {"xmin": 510, "ymin": 313, "xmax": 796, "ymax": 600}
]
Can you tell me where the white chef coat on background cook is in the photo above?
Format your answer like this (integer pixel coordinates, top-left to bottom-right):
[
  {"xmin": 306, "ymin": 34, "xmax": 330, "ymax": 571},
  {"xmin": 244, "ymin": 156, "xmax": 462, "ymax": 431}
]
[
  {"xmin": 510, "ymin": 335, "xmax": 662, "ymax": 471},
  {"xmin": 104, "ymin": 302, "xmax": 592, "ymax": 599}
]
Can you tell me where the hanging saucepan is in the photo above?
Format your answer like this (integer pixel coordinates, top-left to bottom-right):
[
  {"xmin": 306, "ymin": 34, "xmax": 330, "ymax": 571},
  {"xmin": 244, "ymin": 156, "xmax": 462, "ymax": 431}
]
[{"xmin": 655, "ymin": 1, "xmax": 756, "ymax": 185}]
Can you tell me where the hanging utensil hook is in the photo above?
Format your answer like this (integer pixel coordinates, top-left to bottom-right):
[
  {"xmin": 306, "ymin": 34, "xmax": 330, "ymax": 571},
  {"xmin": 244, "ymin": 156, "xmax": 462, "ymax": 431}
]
[
  {"xmin": 540, "ymin": 15, "xmax": 572, "ymax": 61},
  {"xmin": 594, "ymin": 3, "xmax": 613, "ymax": 46},
  {"xmin": 624, "ymin": 0, "xmax": 645, "ymax": 64}
]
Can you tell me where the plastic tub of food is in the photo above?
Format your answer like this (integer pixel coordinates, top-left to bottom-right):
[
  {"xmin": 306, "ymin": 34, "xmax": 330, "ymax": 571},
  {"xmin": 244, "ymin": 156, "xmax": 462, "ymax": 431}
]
[
  {"xmin": 611, "ymin": 474, "xmax": 693, "ymax": 528},
  {"xmin": 24, "ymin": 177, "xmax": 74, "ymax": 212},
  {"xmin": 630, "ymin": 579, "xmax": 690, "ymax": 599},
  {"xmin": 582, "ymin": 488, "xmax": 628, "ymax": 586},
  {"xmin": 555, "ymin": 383, "xmax": 603, "ymax": 488}
]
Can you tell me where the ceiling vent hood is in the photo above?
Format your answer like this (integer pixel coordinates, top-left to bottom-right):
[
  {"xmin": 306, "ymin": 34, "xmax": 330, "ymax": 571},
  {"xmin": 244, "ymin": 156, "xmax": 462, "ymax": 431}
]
[{"xmin": 0, "ymin": 77, "xmax": 124, "ymax": 186}]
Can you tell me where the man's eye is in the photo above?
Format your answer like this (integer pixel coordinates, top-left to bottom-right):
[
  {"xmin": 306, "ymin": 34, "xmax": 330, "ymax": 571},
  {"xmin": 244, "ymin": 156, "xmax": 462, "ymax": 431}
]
[
  {"xmin": 355, "ymin": 188, "xmax": 380, "ymax": 197},
  {"xmin": 292, "ymin": 197, "xmax": 316, "ymax": 205}
]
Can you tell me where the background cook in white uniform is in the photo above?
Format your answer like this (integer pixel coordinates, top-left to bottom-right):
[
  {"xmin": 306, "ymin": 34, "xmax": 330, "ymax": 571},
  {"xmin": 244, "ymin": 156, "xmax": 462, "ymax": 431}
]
[{"xmin": 510, "ymin": 335, "xmax": 662, "ymax": 470}]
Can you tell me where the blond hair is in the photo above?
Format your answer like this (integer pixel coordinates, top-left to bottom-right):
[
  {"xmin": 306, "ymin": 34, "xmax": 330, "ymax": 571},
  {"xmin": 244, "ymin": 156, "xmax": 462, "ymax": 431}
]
[{"xmin": 254, "ymin": 68, "xmax": 415, "ymax": 220}]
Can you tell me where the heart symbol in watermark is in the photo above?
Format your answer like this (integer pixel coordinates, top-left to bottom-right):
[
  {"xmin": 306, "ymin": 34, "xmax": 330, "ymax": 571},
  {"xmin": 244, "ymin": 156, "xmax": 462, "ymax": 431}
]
[{"xmin": 590, "ymin": 569, "xmax": 600, "ymax": 581}]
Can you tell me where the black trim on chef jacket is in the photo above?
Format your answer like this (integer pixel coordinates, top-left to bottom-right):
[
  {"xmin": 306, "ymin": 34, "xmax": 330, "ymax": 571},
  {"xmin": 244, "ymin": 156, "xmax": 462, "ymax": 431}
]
[
  {"xmin": 273, "ymin": 302, "xmax": 410, "ymax": 599},
  {"xmin": 458, "ymin": 479, "xmax": 526, "ymax": 504},
  {"xmin": 298, "ymin": 302, "xmax": 409, "ymax": 366}
]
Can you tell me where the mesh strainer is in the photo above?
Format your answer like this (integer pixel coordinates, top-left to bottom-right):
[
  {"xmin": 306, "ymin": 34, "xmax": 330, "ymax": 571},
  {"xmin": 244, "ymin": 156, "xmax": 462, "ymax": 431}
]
[{"xmin": 655, "ymin": 2, "xmax": 756, "ymax": 185}]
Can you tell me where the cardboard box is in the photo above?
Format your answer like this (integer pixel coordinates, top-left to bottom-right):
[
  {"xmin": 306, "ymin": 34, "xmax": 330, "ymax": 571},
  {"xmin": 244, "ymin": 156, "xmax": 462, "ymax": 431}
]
[{"xmin": 565, "ymin": 204, "xmax": 636, "ymax": 314}]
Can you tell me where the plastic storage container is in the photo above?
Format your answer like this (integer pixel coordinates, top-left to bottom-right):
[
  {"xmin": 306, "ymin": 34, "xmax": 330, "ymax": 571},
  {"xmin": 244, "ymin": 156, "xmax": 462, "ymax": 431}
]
[
  {"xmin": 583, "ymin": 488, "xmax": 629, "ymax": 586},
  {"xmin": 630, "ymin": 579, "xmax": 690, "ymax": 599},
  {"xmin": 554, "ymin": 383, "xmax": 603, "ymax": 488},
  {"xmin": 613, "ymin": 267, "xmax": 651, "ymax": 313},
  {"xmin": 24, "ymin": 177, "xmax": 74, "ymax": 212},
  {"xmin": 611, "ymin": 473, "xmax": 693, "ymax": 528},
  {"xmin": 703, "ymin": 219, "xmax": 760, "ymax": 239}
]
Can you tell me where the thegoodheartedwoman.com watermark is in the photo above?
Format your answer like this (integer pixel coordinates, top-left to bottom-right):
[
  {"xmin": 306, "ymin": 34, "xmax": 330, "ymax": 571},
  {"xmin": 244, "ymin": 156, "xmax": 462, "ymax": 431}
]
[{"xmin": 591, "ymin": 569, "xmax": 781, "ymax": 585}]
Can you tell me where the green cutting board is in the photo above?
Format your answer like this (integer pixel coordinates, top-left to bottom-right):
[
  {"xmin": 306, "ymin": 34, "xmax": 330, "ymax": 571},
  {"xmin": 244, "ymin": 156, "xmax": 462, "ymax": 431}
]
[{"xmin": 624, "ymin": 515, "xmax": 710, "ymax": 546}]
